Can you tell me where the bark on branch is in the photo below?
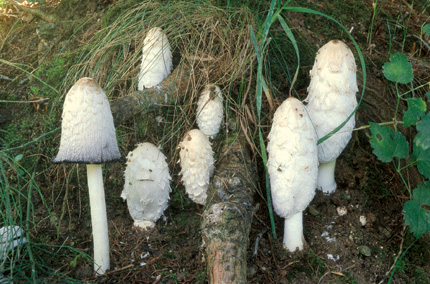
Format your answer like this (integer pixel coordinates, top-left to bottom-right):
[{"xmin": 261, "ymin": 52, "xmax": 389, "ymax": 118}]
[
  {"xmin": 202, "ymin": 137, "xmax": 257, "ymax": 284},
  {"xmin": 111, "ymin": 64, "xmax": 192, "ymax": 126}
]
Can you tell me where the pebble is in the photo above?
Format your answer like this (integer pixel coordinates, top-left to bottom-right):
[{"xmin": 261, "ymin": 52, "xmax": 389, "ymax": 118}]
[{"xmin": 358, "ymin": 245, "xmax": 371, "ymax": 257}]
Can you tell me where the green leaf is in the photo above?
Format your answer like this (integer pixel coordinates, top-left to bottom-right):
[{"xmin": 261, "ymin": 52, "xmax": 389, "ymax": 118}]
[
  {"xmin": 426, "ymin": 92, "xmax": 430, "ymax": 101},
  {"xmin": 413, "ymin": 114, "xmax": 430, "ymax": 178},
  {"xmin": 369, "ymin": 122, "xmax": 409, "ymax": 162},
  {"xmin": 404, "ymin": 183, "xmax": 430, "ymax": 238},
  {"xmin": 424, "ymin": 24, "xmax": 430, "ymax": 36},
  {"xmin": 14, "ymin": 154, "xmax": 23, "ymax": 162},
  {"xmin": 413, "ymin": 182, "xmax": 430, "ymax": 205},
  {"xmin": 382, "ymin": 53, "xmax": 414, "ymax": 84},
  {"xmin": 403, "ymin": 98, "xmax": 427, "ymax": 127},
  {"xmin": 403, "ymin": 200, "xmax": 429, "ymax": 238}
]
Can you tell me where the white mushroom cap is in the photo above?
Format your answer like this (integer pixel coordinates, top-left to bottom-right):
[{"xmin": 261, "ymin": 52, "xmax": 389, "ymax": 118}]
[
  {"xmin": 196, "ymin": 84, "xmax": 224, "ymax": 137},
  {"xmin": 179, "ymin": 129, "xmax": 215, "ymax": 205},
  {"xmin": 121, "ymin": 142, "xmax": 171, "ymax": 229},
  {"xmin": 305, "ymin": 39, "xmax": 358, "ymax": 163},
  {"xmin": 138, "ymin": 27, "xmax": 173, "ymax": 90},
  {"xmin": 52, "ymin": 77, "xmax": 121, "ymax": 164},
  {"xmin": 0, "ymin": 225, "xmax": 27, "ymax": 256},
  {"xmin": 267, "ymin": 97, "xmax": 318, "ymax": 218}
]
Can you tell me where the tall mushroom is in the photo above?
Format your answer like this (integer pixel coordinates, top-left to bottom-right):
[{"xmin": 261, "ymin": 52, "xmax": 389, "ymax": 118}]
[
  {"xmin": 305, "ymin": 40, "xmax": 358, "ymax": 194},
  {"xmin": 196, "ymin": 84, "xmax": 224, "ymax": 138},
  {"xmin": 121, "ymin": 142, "xmax": 171, "ymax": 229},
  {"xmin": 52, "ymin": 77, "xmax": 122, "ymax": 275},
  {"xmin": 138, "ymin": 27, "xmax": 172, "ymax": 90},
  {"xmin": 178, "ymin": 129, "xmax": 215, "ymax": 205},
  {"xmin": 267, "ymin": 97, "xmax": 318, "ymax": 252}
]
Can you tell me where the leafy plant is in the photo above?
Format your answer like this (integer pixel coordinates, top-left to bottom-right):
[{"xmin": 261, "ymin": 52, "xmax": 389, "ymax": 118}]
[{"xmin": 369, "ymin": 52, "xmax": 430, "ymax": 238}]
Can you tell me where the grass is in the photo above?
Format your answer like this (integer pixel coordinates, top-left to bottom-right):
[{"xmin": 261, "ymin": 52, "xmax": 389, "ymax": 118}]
[{"xmin": 1, "ymin": 0, "xmax": 430, "ymax": 282}]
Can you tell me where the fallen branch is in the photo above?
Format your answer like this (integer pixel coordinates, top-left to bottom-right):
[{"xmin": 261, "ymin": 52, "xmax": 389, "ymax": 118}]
[
  {"xmin": 202, "ymin": 137, "xmax": 257, "ymax": 284},
  {"xmin": 12, "ymin": 1, "xmax": 57, "ymax": 22},
  {"xmin": 111, "ymin": 63, "xmax": 192, "ymax": 125}
]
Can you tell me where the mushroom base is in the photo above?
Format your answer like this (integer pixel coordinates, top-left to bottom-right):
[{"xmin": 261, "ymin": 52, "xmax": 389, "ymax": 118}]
[
  {"xmin": 317, "ymin": 159, "xmax": 337, "ymax": 195},
  {"xmin": 283, "ymin": 211, "xmax": 304, "ymax": 252}
]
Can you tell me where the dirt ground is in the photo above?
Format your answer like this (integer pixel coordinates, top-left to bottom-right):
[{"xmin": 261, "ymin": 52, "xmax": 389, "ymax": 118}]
[{"xmin": 1, "ymin": 0, "xmax": 430, "ymax": 283}]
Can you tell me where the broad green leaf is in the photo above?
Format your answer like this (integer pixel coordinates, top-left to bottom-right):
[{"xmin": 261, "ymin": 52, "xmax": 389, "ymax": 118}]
[
  {"xmin": 403, "ymin": 200, "xmax": 429, "ymax": 238},
  {"xmin": 413, "ymin": 146, "xmax": 430, "ymax": 179},
  {"xmin": 413, "ymin": 113, "xmax": 430, "ymax": 178},
  {"xmin": 424, "ymin": 24, "xmax": 430, "ymax": 36},
  {"xmin": 426, "ymin": 92, "xmax": 430, "ymax": 101},
  {"xmin": 14, "ymin": 154, "xmax": 23, "ymax": 162},
  {"xmin": 382, "ymin": 53, "xmax": 414, "ymax": 84},
  {"xmin": 403, "ymin": 98, "xmax": 427, "ymax": 127},
  {"xmin": 369, "ymin": 122, "xmax": 409, "ymax": 162},
  {"xmin": 413, "ymin": 182, "xmax": 430, "ymax": 205}
]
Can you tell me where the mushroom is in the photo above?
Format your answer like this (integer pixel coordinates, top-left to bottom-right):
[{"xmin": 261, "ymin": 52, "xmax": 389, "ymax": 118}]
[
  {"xmin": 138, "ymin": 27, "xmax": 172, "ymax": 90},
  {"xmin": 305, "ymin": 40, "xmax": 358, "ymax": 195},
  {"xmin": 0, "ymin": 225, "xmax": 27, "ymax": 257},
  {"xmin": 267, "ymin": 97, "xmax": 318, "ymax": 252},
  {"xmin": 196, "ymin": 84, "xmax": 224, "ymax": 137},
  {"xmin": 121, "ymin": 142, "xmax": 171, "ymax": 229},
  {"xmin": 0, "ymin": 226, "xmax": 27, "ymax": 283},
  {"xmin": 52, "ymin": 77, "xmax": 122, "ymax": 275},
  {"xmin": 178, "ymin": 129, "xmax": 215, "ymax": 205}
]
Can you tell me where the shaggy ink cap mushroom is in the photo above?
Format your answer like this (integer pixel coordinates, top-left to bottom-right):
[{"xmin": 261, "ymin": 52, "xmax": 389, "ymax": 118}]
[
  {"xmin": 52, "ymin": 77, "xmax": 122, "ymax": 164},
  {"xmin": 138, "ymin": 27, "xmax": 173, "ymax": 90},
  {"xmin": 121, "ymin": 142, "xmax": 171, "ymax": 229},
  {"xmin": 52, "ymin": 77, "xmax": 122, "ymax": 275},
  {"xmin": 179, "ymin": 129, "xmax": 215, "ymax": 205},
  {"xmin": 267, "ymin": 97, "xmax": 318, "ymax": 252},
  {"xmin": 305, "ymin": 39, "xmax": 358, "ymax": 194},
  {"xmin": 196, "ymin": 84, "xmax": 224, "ymax": 137}
]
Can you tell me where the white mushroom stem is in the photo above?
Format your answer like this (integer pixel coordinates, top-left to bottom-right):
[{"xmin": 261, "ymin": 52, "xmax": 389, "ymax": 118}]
[
  {"xmin": 283, "ymin": 211, "xmax": 304, "ymax": 252},
  {"xmin": 317, "ymin": 159, "xmax": 337, "ymax": 195},
  {"xmin": 86, "ymin": 164, "xmax": 110, "ymax": 275}
]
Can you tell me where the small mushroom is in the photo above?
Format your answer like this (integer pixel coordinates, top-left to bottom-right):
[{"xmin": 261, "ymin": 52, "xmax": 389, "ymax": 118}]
[
  {"xmin": 267, "ymin": 97, "xmax": 318, "ymax": 252},
  {"xmin": 305, "ymin": 40, "xmax": 358, "ymax": 195},
  {"xmin": 52, "ymin": 77, "xmax": 122, "ymax": 275},
  {"xmin": 196, "ymin": 84, "xmax": 224, "ymax": 137},
  {"xmin": 138, "ymin": 27, "xmax": 172, "ymax": 90},
  {"xmin": 121, "ymin": 143, "xmax": 171, "ymax": 229},
  {"xmin": 178, "ymin": 129, "xmax": 215, "ymax": 205}
]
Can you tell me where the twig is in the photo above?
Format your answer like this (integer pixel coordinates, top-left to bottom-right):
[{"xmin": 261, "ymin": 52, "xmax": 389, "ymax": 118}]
[
  {"xmin": 12, "ymin": 1, "xmax": 57, "ymax": 22},
  {"xmin": 105, "ymin": 263, "xmax": 134, "ymax": 275},
  {"xmin": 252, "ymin": 228, "xmax": 266, "ymax": 258},
  {"xmin": 378, "ymin": 226, "xmax": 406, "ymax": 284}
]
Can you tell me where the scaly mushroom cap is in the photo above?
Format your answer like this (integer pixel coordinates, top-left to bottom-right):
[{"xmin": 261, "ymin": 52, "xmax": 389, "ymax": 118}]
[
  {"xmin": 267, "ymin": 97, "xmax": 318, "ymax": 218},
  {"xmin": 121, "ymin": 143, "xmax": 171, "ymax": 229},
  {"xmin": 52, "ymin": 77, "xmax": 121, "ymax": 164},
  {"xmin": 196, "ymin": 84, "xmax": 224, "ymax": 137},
  {"xmin": 179, "ymin": 129, "xmax": 215, "ymax": 205},
  {"xmin": 138, "ymin": 27, "xmax": 172, "ymax": 90},
  {"xmin": 305, "ymin": 39, "xmax": 358, "ymax": 163}
]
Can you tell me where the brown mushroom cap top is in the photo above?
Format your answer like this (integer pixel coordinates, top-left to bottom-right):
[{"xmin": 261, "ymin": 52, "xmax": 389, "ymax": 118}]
[{"xmin": 52, "ymin": 77, "xmax": 122, "ymax": 164}]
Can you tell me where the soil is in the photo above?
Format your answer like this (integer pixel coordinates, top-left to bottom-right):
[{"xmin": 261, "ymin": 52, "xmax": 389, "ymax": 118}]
[{"xmin": 1, "ymin": 0, "xmax": 430, "ymax": 283}]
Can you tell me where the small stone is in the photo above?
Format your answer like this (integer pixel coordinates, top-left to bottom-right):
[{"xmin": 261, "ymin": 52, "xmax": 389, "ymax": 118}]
[
  {"xmin": 380, "ymin": 227, "xmax": 392, "ymax": 239},
  {"xmin": 358, "ymin": 245, "xmax": 371, "ymax": 257},
  {"xmin": 308, "ymin": 205, "xmax": 319, "ymax": 217},
  {"xmin": 337, "ymin": 206, "xmax": 347, "ymax": 216},
  {"xmin": 359, "ymin": 215, "xmax": 367, "ymax": 226}
]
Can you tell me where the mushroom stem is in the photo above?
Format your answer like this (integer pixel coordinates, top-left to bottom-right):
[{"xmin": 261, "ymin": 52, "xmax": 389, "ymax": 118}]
[
  {"xmin": 86, "ymin": 164, "xmax": 110, "ymax": 275},
  {"xmin": 317, "ymin": 159, "xmax": 337, "ymax": 195},
  {"xmin": 283, "ymin": 211, "xmax": 304, "ymax": 252}
]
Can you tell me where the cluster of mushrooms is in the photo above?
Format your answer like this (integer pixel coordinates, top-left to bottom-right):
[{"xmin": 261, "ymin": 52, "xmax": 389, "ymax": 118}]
[
  {"xmin": 51, "ymin": 27, "xmax": 223, "ymax": 275},
  {"xmin": 51, "ymin": 25, "xmax": 357, "ymax": 275}
]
